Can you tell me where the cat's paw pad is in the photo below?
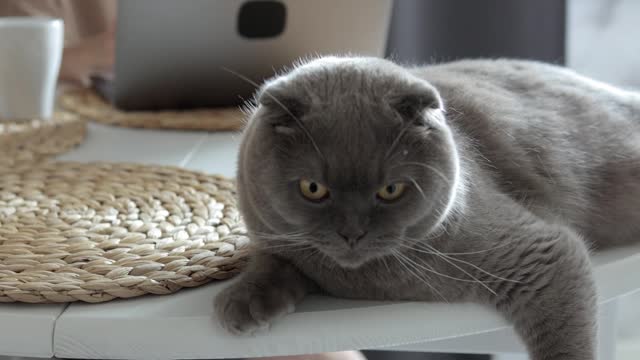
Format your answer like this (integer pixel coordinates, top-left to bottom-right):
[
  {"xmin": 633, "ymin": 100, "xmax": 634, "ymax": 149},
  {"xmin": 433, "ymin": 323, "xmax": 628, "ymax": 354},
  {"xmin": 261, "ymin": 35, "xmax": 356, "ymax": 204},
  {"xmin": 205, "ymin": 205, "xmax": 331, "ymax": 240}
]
[{"xmin": 214, "ymin": 282, "xmax": 296, "ymax": 335}]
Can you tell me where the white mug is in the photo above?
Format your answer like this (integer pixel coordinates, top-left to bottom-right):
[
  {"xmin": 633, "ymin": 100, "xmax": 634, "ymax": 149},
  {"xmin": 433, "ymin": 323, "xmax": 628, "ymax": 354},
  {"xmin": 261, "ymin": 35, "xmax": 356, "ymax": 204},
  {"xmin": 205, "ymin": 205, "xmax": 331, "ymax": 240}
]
[{"xmin": 0, "ymin": 17, "xmax": 64, "ymax": 121}]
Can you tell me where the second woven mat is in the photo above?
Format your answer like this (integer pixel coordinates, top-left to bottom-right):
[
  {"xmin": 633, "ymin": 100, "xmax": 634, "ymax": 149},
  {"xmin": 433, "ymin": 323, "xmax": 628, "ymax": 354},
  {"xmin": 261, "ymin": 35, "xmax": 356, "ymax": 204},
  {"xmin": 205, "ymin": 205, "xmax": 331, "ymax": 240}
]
[
  {"xmin": 0, "ymin": 162, "xmax": 250, "ymax": 303},
  {"xmin": 59, "ymin": 88, "xmax": 246, "ymax": 131},
  {"xmin": 0, "ymin": 111, "xmax": 86, "ymax": 167}
]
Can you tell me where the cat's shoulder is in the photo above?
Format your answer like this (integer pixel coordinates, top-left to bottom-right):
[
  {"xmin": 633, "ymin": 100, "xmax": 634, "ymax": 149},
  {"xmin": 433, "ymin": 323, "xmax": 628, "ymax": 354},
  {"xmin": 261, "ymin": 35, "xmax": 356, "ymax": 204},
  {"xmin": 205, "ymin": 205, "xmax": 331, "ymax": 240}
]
[
  {"xmin": 420, "ymin": 58, "xmax": 560, "ymax": 73},
  {"xmin": 409, "ymin": 58, "xmax": 637, "ymax": 101},
  {"xmin": 409, "ymin": 58, "xmax": 573, "ymax": 88}
]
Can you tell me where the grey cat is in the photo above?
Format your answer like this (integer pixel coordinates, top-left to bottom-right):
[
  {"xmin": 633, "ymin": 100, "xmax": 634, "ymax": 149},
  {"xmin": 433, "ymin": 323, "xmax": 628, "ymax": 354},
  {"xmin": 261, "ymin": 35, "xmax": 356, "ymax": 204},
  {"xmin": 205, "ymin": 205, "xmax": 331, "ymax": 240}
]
[{"xmin": 215, "ymin": 56, "xmax": 640, "ymax": 360}]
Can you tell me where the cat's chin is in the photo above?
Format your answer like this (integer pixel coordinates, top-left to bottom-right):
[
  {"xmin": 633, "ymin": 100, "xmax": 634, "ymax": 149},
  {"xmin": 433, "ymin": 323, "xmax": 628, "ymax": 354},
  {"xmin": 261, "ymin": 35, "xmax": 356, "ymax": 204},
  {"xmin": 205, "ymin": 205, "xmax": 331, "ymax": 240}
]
[{"xmin": 329, "ymin": 250, "xmax": 377, "ymax": 269}]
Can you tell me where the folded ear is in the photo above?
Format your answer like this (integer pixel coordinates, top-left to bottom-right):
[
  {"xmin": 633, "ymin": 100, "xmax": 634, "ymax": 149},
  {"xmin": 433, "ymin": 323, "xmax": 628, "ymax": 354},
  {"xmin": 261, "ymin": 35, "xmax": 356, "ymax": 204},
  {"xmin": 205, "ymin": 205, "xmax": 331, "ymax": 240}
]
[
  {"xmin": 258, "ymin": 86, "xmax": 306, "ymax": 117},
  {"xmin": 256, "ymin": 81, "xmax": 309, "ymax": 134},
  {"xmin": 388, "ymin": 80, "xmax": 443, "ymax": 125}
]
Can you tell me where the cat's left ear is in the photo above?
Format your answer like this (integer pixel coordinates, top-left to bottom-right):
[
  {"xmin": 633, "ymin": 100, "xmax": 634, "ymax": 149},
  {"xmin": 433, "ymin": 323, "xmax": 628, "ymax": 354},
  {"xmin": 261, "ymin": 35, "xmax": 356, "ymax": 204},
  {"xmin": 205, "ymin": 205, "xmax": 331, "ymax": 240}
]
[{"xmin": 388, "ymin": 80, "xmax": 444, "ymax": 126}]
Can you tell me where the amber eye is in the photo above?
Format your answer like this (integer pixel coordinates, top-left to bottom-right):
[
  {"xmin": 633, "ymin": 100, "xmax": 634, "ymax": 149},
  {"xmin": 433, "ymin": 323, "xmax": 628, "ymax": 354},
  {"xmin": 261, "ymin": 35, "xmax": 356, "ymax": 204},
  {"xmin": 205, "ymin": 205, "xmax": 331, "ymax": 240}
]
[
  {"xmin": 377, "ymin": 182, "xmax": 406, "ymax": 201},
  {"xmin": 299, "ymin": 179, "xmax": 329, "ymax": 201}
]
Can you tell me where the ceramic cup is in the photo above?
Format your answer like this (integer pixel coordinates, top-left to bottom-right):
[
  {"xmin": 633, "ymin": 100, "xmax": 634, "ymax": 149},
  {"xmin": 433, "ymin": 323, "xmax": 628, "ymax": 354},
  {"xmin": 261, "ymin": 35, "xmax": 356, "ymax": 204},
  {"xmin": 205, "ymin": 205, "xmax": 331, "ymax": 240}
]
[{"xmin": 0, "ymin": 17, "xmax": 64, "ymax": 121}]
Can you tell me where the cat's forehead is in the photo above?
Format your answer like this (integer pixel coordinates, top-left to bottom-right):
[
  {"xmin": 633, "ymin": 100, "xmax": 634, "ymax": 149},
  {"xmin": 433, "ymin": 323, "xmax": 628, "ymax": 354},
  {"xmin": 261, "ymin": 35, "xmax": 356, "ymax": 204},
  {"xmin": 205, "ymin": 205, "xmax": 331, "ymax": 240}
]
[
  {"xmin": 300, "ymin": 110, "xmax": 405, "ymax": 187},
  {"xmin": 270, "ymin": 56, "xmax": 411, "ymax": 101},
  {"xmin": 304, "ymin": 94, "xmax": 400, "ymax": 145}
]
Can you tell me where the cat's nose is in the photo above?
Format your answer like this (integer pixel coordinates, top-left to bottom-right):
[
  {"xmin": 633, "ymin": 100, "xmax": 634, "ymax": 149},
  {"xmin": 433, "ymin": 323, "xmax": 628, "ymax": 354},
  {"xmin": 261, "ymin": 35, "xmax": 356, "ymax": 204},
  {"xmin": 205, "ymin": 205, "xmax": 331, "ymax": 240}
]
[{"xmin": 337, "ymin": 229, "xmax": 367, "ymax": 247}]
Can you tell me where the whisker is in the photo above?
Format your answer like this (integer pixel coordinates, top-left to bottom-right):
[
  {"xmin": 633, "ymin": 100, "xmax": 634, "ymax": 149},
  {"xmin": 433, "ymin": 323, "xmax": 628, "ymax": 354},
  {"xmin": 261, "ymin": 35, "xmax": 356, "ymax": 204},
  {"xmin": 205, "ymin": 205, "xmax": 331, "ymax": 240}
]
[
  {"xmin": 383, "ymin": 108, "xmax": 431, "ymax": 162},
  {"xmin": 394, "ymin": 248, "xmax": 487, "ymax": 285},
  {"xmin": 252, "ymin": 234, "xmax": 311, "ymax": 241},
  {"xmin": 380, "ymin": 256, "xmax": 392, "ymax": 273},
  {"xmin": 250, "ymin": 231, "xmax": 314, "ymax": 244},
  {"xmin": 250, "ymin": 230, "xmax": 311, "ymax": 238},
  {"xmin": 441, "ymin": 225, "xmax": 452, "ymax": 237},
  {"xmin": 398, "ymin": 161, "xmax": 451, "ymax": 185},
  {"xmin": 405, "ymin": 176, "xmax": 427, "ymax": 201},
  {"xmin": 399, "ymin": 242, "xmax": 520, "ymax": 283},
  {"xmin": 384, "ymin": 123, "xmax": 412, "ymax": 161},
  {"xmin": 439, "ymin": 242, "xmax": 514, "ymax": 256},
  {"xmin": 401, "ymin": 234, "xmax": 512, "ymax": 256},
  {"xmin": 298, "ymin": 248, "xmax": 321, "ymax": 263},
  {"xmin": 255, "ymin": 242, "xmax": 315, "ymax": 252},
  {"xmin": 256, "ymin": 244, "xmax": 313, "ymax": 251},
  {"xmin": 257, "ymin": 241, "xmax": 312, "ymax": 247},
  {"xmin": 439, "ymin": 252, "xmax": 521, "ymax": 284},
  {"xmin": 257, "ymin": 246, "xmax": 317, "ymax": 254},
  {"xmin": 390, "ymin": 250, "xmax": 448, "ymax": 302},
  {"xmin": 251, "ymin": 230, "xmax": 309, "ymax": 236},
  {"xmin": 419, "ymin": 243, "xmax": 497, "ymax": 296}
]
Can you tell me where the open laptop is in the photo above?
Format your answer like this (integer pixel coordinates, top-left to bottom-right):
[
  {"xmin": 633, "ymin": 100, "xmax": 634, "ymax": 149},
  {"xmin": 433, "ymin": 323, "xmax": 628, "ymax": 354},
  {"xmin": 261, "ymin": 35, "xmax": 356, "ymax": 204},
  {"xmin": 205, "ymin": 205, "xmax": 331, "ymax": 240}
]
[{"xmin": 93, "ymin": 0, "xmax": 392, "ymax": 111}]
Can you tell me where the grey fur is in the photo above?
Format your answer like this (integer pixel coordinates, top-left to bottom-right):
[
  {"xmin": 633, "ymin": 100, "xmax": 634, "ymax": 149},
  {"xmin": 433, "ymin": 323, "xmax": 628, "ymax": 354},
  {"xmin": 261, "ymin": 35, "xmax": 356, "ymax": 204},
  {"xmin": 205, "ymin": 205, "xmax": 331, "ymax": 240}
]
[{"xmin": 215, "ymin": 56, "xmax": 640, "ymax": 360}]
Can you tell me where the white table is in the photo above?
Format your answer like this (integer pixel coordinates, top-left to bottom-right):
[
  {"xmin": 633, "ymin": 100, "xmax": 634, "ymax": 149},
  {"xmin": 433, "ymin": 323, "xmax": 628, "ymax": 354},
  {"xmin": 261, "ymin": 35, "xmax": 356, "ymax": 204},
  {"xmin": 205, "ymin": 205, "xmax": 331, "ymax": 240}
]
[{"xmin": 1, "ymin": 123, "xmax": 640, "ymax": 359}]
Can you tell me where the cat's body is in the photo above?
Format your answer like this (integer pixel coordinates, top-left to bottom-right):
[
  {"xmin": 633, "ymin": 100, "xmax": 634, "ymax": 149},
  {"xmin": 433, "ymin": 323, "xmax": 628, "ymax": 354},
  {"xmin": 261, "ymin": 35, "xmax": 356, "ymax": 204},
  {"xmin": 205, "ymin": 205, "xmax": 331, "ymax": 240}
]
[
  {"xmin": 215, "ymin": 57, "xmax": 640, "ymax": 360},
  {"xmin": 418, "ymin": 60, "xmax": 640, "ymax": 247}
]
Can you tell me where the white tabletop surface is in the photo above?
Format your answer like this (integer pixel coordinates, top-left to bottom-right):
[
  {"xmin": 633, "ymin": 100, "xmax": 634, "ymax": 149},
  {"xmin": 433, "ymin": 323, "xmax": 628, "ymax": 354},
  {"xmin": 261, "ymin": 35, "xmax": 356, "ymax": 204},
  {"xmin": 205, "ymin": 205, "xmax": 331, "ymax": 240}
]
[{"xmin": 2, "ymin": 123, "xmax": 640, "ymax": 359}]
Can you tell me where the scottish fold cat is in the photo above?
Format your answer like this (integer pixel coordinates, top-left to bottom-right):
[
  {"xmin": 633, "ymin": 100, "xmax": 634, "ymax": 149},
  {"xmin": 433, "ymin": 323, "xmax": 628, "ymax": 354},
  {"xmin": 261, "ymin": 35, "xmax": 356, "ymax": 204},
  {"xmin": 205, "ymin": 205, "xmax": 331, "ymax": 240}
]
[{"xmin": 215, "ymin": 56, "xmax": 640, "ymax": 360}]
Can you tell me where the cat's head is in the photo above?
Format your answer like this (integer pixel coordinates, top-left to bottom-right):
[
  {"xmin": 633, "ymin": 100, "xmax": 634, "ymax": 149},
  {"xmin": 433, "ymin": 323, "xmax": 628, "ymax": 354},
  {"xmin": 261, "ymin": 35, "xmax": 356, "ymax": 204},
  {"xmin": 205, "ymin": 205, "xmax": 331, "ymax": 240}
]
[{"xmin": 238, "ymin": 57, "xmax": 463, "ymax": 268}]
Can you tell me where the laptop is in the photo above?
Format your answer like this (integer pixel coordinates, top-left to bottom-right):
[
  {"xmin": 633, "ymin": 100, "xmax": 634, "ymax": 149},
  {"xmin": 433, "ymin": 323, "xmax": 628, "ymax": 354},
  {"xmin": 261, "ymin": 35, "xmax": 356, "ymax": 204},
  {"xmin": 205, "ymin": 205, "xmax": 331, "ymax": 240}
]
[{"xmin": 94, "ymin": 0, "xmax": 392, "ymax": 111}]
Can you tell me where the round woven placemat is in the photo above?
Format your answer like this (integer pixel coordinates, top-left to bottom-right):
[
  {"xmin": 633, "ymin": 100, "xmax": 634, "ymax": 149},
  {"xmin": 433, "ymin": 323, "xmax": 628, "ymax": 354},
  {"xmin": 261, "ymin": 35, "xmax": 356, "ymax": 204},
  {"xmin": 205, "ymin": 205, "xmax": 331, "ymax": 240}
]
[
  {"xmin": 59, "ymin": 88, "xmax": 246, "ymax": 131},
  {"xmin": 0, "ymin": 162, "xmax": 250, "ymax": 303},
  {"xmin": 0, "ymin": 111, "xmax": 86, "ymax": 167}
]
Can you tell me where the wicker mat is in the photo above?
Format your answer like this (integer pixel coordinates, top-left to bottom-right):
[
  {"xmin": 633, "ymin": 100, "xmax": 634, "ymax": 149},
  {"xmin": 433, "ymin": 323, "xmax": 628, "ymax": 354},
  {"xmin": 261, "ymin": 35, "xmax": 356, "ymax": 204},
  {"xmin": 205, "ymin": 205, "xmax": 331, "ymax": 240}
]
[
  {"xmin": 59, "ymin": 88, "xmax": 246, "ymax": 131},
  {"xmin": 0, "ymin": 162, "xmax": 250, "ymax": 303},
  {"xmin": 0, "ymin": 111, "xmax": 87, "ymax": 167}
]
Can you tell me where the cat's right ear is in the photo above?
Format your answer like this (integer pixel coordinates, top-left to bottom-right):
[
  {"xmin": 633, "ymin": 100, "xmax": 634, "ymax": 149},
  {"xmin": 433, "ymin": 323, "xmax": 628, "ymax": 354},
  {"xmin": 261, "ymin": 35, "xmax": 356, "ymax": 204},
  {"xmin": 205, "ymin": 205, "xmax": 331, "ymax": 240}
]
[{"xmin": 256, "ymin": 83, "xmax": 308, "ymax": 135}]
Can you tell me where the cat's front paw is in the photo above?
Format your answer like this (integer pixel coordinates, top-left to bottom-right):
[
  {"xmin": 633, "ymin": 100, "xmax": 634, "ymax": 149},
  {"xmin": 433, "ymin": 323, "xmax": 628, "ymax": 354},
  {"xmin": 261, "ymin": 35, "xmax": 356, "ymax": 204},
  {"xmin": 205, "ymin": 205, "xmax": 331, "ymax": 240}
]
[{"xmin": 214, "ymin": 281, "xmax": 297, "ymax": 335}]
